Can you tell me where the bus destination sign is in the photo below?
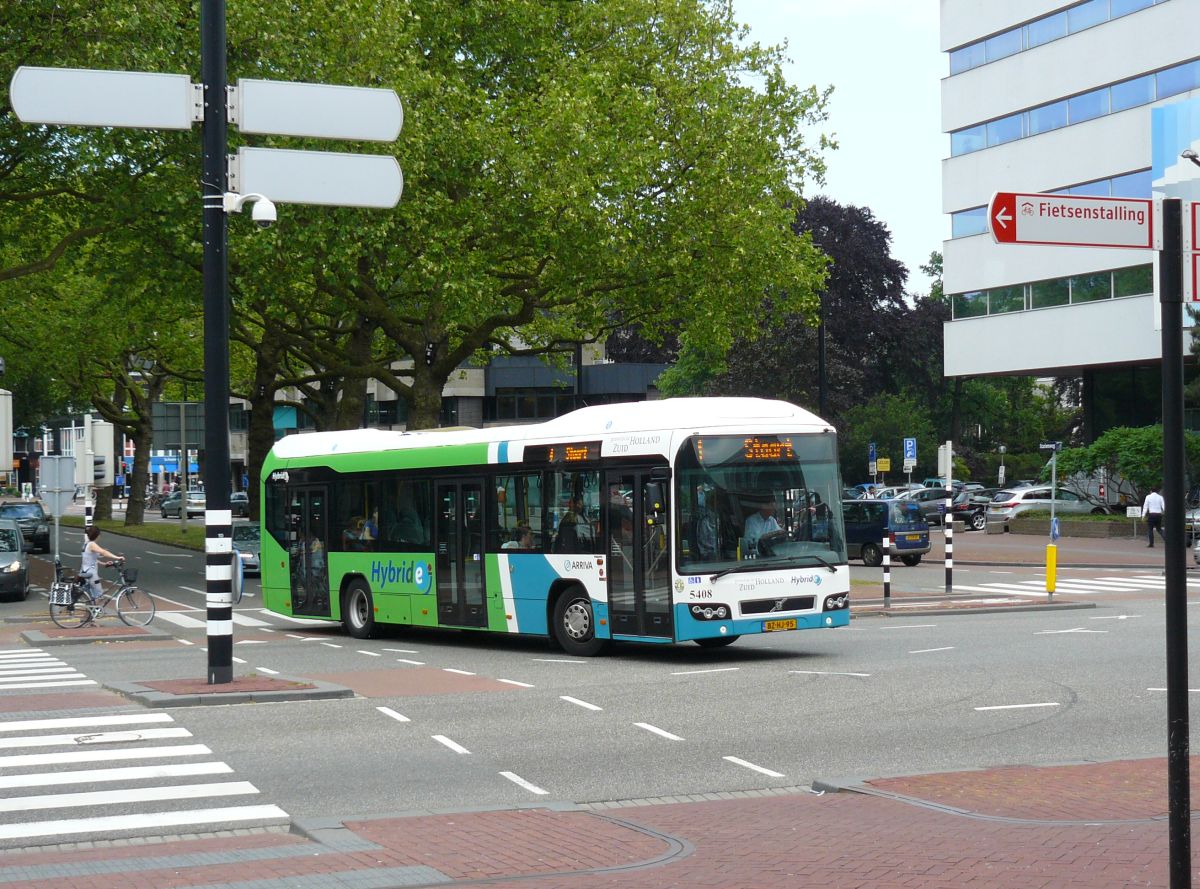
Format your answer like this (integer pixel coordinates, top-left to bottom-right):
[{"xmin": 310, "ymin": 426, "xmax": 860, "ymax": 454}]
[{"xmin": 524, "ymin": 441, "xmax": 601, "ymax": 465}]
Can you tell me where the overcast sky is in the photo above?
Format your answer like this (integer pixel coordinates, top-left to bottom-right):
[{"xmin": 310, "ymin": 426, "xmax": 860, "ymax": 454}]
[{"xmin": 734, "ymin": 1, "xmax": 944, "ymax": 294}]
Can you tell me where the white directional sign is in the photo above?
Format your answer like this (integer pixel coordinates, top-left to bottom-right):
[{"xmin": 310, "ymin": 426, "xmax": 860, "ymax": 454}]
[
  {"xmin": 233, "ymin": 147, "xmax": 403, "ymax": 209},
  {"xmin": 989, "ymin": 192, "xmax": 1157, "ymax": 250},
  {"xmin": 10, "ymin": 67, "xmax": 198, "ymax": 130},
  {"xmin": 234, "ymin": 79, "xmax": 402, "ymax": 142}
]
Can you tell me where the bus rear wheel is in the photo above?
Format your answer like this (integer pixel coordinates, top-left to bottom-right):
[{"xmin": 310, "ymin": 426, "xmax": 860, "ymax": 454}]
[
  {"xmin": 343, "ymin": 580, "xmax": 376, "ymax": 639},
  {"xmin": 552, "ymin": 587, "xmax": 609, "ymax": 657}
]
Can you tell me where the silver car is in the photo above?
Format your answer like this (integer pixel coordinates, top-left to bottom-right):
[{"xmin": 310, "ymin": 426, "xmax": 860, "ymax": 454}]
[
  {"xmin": 987, "ymin": 486, "xmax": 1108, "ymax": 528},
  {"xmin": 0, "ymin": 519, "xmax": 29, "ymax": 602},
  {"xmin": 161, "ymin": 490, "xmax": 206, "ymax": 518},
  {"xmin": 233, "ymin": 523, "xmax": 260, "ymax": 576}
]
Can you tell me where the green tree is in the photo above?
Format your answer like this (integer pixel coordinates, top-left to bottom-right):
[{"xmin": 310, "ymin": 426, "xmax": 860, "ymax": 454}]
[
  {"xmin": 838, "ymin": 394, "xmax": 938, "ymax": 484},
  {"xmin": 1055, "ymin": 425, "xmax": 1200, "ymax": 506}
]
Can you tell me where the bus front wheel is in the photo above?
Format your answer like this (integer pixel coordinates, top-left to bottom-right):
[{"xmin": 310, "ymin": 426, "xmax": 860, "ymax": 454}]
[
  {"xmin": 343, "ymin": 580, "xmax": 376, "ymax": 639},
  {"xmin": 552, "ymin": 588, "xmax": 609, "ymax": 657}
]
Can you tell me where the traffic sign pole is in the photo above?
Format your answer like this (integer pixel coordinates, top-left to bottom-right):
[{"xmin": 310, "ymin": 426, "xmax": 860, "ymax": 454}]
[
  {"xmin": 201, "ymin": 0, "xmax": 234, "ymax": 686},
  {"xmin": 1159, "ymin": 198, "xmax": 1190, "ymax": 888}
]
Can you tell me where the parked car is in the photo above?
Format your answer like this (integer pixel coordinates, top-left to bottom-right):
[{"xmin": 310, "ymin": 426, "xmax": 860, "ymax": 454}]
[
  {"xmin": 843, "ymin": 487, "xmax": 864, "ymax": 500},
  {"xmin": 874, "ymin": 484, "xmax": 922, "ymax": 500},
  {"xmin": 0, "ymin": 501, "xmax": 50, "ymax": 553},
  {"xmin": 842, "ymin": 498, "xmax": 931, "ymax": 567},
  {"xmin": 948, "ymin": 488, "xmax": 997, "ymax": 531},
  {"xmin": 0, "ymin": 519, "xmax": 29, "ymax": 601},
  {"xmin": 231, "ymin": 491, "xmax": 249, "ymax": 517},
  {"xmin": 161, "ymin": 490, "xmax": 206, "ymax": 518},
  {"xmin": 232, "ymin": 523, "xmax": 260, "ymax": 576},
  {"xmin": 894, "ymin": 486, "xmax": 953, "ymax": 525},
  {"xmin": 986, "ymin": 486, "xmax": 1109, "ymax": 529}
]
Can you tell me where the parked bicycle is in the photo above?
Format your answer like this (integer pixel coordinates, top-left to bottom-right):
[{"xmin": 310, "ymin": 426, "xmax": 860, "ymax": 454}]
[{"xmin": 48, "ymin": 558, "xmax": 155, "ymax": 629}]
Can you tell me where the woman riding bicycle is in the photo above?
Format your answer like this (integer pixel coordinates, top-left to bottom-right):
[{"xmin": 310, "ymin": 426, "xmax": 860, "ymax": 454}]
[{"xmin": 80, "ymin": 526, "xmax": 122, "ymax": 601}]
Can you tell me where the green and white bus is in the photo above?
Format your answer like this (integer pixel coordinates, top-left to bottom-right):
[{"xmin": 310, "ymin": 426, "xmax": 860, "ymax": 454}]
[{"xmin": 260, "ymin": 397, "xmax": 849, "ymax": 655}]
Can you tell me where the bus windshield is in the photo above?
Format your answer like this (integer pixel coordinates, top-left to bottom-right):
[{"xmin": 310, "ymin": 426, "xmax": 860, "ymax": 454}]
[{"xmin": 676, "ymin": 433, "xmax": 847, "ymax": 573}]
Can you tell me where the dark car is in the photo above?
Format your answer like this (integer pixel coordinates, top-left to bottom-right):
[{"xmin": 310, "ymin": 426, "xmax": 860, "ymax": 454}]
[
  {"xmin": 949, "ymin": 488, "xmax": 997, "ymax": 531},
  {"xmin": 0, "ymin": 501, "xmax": 50, "ymax": 553},
  {"xmin": 842, "ymin": 498, "xmax": 931, "ymax": 567},
  {"xmin": 231, "ymin": 491, "xmax": 249, "ymax": 518},
  {"xmin": 0, "ymin": 520, "xmax": 29, "ymax": 601}
]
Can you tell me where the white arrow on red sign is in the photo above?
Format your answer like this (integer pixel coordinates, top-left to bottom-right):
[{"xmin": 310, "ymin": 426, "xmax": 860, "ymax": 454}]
[{"xmin": 989, "ymin": 192, "xmax": 1158, "ymax": 249}]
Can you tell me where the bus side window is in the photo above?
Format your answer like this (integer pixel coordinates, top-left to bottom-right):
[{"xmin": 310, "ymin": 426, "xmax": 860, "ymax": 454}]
[
  {"xmin": 380, "ymin": 478, "xmax": 431, "ymax": 550},
  {"xmin": 489, "ymin": 473, "xmax": 544, "ymax": 551},
  {"xmin": 549, "ymin": 470, "xmax": 598, "ymax": 554}
]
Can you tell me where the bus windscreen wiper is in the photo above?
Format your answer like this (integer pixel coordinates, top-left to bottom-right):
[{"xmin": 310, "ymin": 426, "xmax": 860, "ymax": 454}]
[{"xmin": 712, "ymin": 554, "xmax": 838, "ymax": 581}]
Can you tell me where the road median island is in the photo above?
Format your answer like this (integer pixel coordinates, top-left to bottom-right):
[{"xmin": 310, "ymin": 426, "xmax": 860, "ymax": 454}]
[{"xmin": 106, "ymin": 672, "xmax": 354, "ymax": 707}]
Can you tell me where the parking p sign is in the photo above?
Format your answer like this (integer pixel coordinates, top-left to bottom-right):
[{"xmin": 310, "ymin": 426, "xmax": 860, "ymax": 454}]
[{"xmin": 903, "ymin": 438, "xmax": 917, "ymax": 462}]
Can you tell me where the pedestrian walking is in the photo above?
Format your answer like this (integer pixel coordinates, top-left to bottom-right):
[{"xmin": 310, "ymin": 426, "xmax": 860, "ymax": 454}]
[{"xmin": 1141, "ymin": 485, "xmax": 1165, "ymax": 547}]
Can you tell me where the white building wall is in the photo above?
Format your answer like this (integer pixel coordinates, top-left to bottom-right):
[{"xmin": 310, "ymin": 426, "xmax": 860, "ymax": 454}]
[{"xmin": 940, "ymin": 0, "xmax": 1200, "ymax": 377}]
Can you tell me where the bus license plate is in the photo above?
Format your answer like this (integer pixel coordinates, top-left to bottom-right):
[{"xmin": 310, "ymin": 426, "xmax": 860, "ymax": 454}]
[
  {"xmin": 906, "ymin": 534, "xmax": 922, "ymax": 541},
  {"xmin": 763, "ymin": 619, "xmax": 797, "ymax": 632}
]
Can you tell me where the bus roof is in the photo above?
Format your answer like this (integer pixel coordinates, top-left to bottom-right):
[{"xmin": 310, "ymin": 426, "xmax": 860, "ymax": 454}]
[{"xmin": 269, "ymin": 397, "xmax": 828, "ymax": 461}]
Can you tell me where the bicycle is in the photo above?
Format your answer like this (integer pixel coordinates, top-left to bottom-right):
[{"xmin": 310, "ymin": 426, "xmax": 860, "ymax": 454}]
[{"xmin": 48, "ymin": 558, "xmax": 156, "ymax": 629}]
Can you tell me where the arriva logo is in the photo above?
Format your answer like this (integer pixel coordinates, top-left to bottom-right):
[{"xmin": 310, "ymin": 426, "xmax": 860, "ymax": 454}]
[{"xmin": 371, "ymin": 559, "xmax": 433, "ymax": 593}]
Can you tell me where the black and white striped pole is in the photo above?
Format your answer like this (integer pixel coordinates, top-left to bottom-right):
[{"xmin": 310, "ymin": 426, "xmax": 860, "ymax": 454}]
[
  {"xmin": 201, "ymin": 0, "xmax": 233, "ymax": 684},
  {"xmin": 941, "ymin": 440, "xmax": 953, "ymax": 596},
  {"xmin": 882, "ymin": 532, "xmax": 891, "ymax": 608}
]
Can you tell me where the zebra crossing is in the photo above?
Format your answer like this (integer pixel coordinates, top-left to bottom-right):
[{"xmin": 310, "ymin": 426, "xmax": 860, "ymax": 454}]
[
  {"xmin": 153, "ymin": 607, "xmax": 331, "ymax": 629},
  {"xmin": 952, "ymin": 572, "xmax": 1197, "ymax": 599},
  {"xmin": 0, "ymin": 650, "xmax": 288, "ymax": 845}
]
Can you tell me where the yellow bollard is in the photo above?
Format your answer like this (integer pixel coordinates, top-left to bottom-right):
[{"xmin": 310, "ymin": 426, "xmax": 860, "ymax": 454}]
[{"xmin": 1046, "ymin": 543, "xmax": 1057, "ymax": 601}]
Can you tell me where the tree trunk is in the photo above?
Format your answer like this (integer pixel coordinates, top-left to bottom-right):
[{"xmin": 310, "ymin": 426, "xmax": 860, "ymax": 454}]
[
  {"xmin": 93, "ymin": 486, "xmax": 112, "ymax": 521},
  {"xmin": 408, "ymin": 369, "xmax": 443, "ymax": 429},
  {"xmin": 124, "ymin": 410, "xmax": 154, "ymax": 525}
]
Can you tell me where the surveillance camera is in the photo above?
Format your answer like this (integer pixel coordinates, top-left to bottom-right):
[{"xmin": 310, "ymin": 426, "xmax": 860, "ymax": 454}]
[{"xmin": 251, "ymin": 198, "xmax": 277, "ymax": 229}]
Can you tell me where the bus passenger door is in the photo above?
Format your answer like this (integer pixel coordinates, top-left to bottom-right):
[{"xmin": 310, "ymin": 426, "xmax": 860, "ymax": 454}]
[
  {"xmin": 435, "ymin": 479, "xmax": 487, "ymax": 628},
  {"xmin": 289, "ymin": 486, "xmax": 331, "ymax": 617},
  {"xmin": 605, "ymin": 471, "xmax": 672, "ymax": 639}
]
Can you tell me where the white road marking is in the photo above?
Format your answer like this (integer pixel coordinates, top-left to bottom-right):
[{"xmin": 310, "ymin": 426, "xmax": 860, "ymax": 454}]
[
  {"xmin": 1147, "ymin": 688, "xmax": 1200, "ymax": 692},
  {"xmin": 497, "ymin": 679, "xmax": 534, "ymax": 688},
  {"xmin": 532, "ymin": 658, "xmax": 587, "ymax": 664},
  {"xmin": 396, "ymin": 659, "xmax": 425, "ymax": 666},
  {"xmin": 975, "ymin": 702, "xmax": 1060, "ymax": 711},
  {"xmin": 723, "ymin": 756, "xmax": 785, "ymax": 778},
  {"xmin": 0, "ymin": 743, "xmax": 211, "ymax": 769},
  {"xmin": 789, "ymin": 670, "xmax": 871, "ymax": 678},
  {"xmin": 0, "ymin": 713, "xmax": 173, "ymax": 733},
  {"xmin": 909, "ymin": 647, "xmax": 955, "ymax": 654},
  {"xmin": 561, "ymin": 696, "xmax": 602, "ymax": 711},
  {"xmin": 443, "ymin": 668, "xmax": 475, "ymax": 676},
  {"xmin": 0, "ymin": 804, "xmax": 288, "ymax": 841},
  {"xmin": 256, "ymin": 667, "xmax": 279, "ymax": 675},
  {"xmin": 383, "ymin": 648, "xmax": 419, "ymax": 653},
  {"xmin": 500, "ymin": 771, "xmax": 548, "ymax": 795},
  {"xmin": 234, "ymin": 640, "xmax": 268, "ymax": 645},
  {"xmin": 671, "ymin": 667, "xmax": 740, "ymax": 676},
  {"xmin": 1034, "ymin": 628, "xmax": 1107, "ymax": 634},
  {"xmin": 154, "ymin": 612, "xmax": 206, "ymax": 628},
  {"xmin": 357, "ymin": 650, "xmax": 381, "ymax": 657},
  {"xmin": 0, "ymin": 669, "xmax": 81, "ymax": 681},
  {"xmin": 1091, "ymin": 615, "xmax": 1141, "ymax": 620},
  {"xmin": 432, "ymin": 735, "xmax": 470, "ymax": 754},
  {"xmin": 0, "ymin": 680, "xmax": 96, "ymax": 690},
  {"xmin": 0, "ymin": 648, "xmax": 43, "ymax": 655},
  {"xmin": 0, "ymin": 727, "xmax": 193, "ymax": 750},
  {"xmin": 635, "ymin": 722, "xmax": 684, "ymax": 741},
  {"xmin": 0, "ymin": 780, "xmax": 259, "ymax": 813},
  {"xmin": 377, "ymin": 707, "xmax": 410, "ymax": 723},
  {"xmin": 147, "ymin": 551, "xmax": 193, "ymax": 558},
  {"xmin": 0, "ymin": 761, "xmax": 232, "ymax": 790},
  {"xmin": 320, "ymin": 642, "xmax": 342, "ymax": 649}
]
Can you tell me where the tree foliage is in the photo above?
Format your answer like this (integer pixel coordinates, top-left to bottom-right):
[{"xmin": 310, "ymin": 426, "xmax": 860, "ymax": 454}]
[{"xmin": 1055, "ymin": 425, "xmax": 1200, "ymax": 505}]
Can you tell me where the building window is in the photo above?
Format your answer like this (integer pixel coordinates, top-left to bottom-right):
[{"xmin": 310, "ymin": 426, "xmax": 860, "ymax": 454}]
[
  {"xmin": 952, "ymin": 291, "xmax": 988, "ymax": 318},
  {"xmin": 949, "ymin": 53, "xmax": 1199, "ymax": 157},
  {"xmin": 946, "ymin": 0, "xmax": 1170, "ymax": 77},
  {"xmin": 951, "ymin": 207, "xmax": 988, "ymax": 238},
  {"xmin": 1114, "ymin": 264, "xmax": 1153, "ymax": 297},
  {"xmin": 1070, "ymin": 273, "xmax": 1112, "ymax": 304},
  {"xmin": 949, "ymin": 264, "xmax": 1154, "ymax": 319},
  {"xmin": 488, "ymin": 388, "xmax": 576, "ymax": 422}
]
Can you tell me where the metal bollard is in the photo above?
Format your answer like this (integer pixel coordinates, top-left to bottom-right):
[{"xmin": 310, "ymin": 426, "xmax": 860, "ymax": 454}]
[{"xmin": 883, "ymin": 532, "xmax": 891, "ymax": 608}]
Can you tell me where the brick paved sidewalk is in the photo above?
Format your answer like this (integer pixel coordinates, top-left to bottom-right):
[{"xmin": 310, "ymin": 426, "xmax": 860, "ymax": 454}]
[{"xmin": 4, "ymin": 757, "xmax": 1193, "ymax": 888}]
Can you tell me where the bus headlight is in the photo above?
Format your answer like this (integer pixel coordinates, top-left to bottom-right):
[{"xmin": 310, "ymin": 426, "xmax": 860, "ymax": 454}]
[
  {"xmin": 690, "ymin": 603, "xmax": 730, "ymax": 621},
  {"xmin": 822, "ymin": 594, "xmax": 849, "ymax": 612}
]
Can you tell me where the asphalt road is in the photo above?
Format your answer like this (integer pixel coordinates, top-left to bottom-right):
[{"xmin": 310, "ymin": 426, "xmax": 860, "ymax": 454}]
[{"xmin": 5, "ymin": 534, "xmax": 1192, "ymax": 848}]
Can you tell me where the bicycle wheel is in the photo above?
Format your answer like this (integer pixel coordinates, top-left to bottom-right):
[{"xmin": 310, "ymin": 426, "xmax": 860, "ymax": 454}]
[
  {"xmin": 49, "ymin": 586, "xmax": 92, "ymax": 629},
  {"xmin": 116, "ymin": 586, "xmax": 156, "ymax": 627}
]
